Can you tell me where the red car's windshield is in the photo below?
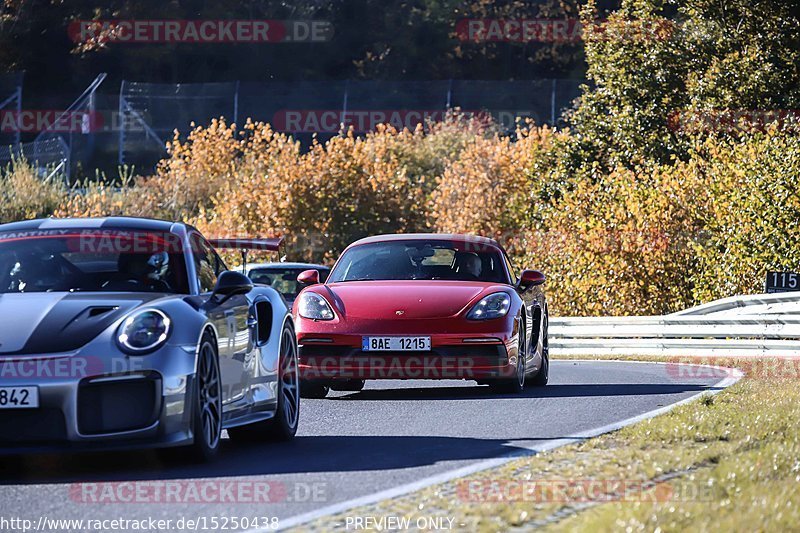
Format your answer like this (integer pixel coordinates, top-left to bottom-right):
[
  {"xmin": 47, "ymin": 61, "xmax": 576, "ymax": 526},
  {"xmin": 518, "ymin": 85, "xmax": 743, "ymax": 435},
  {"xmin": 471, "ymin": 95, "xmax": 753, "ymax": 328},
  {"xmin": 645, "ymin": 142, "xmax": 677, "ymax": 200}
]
[
  {"xmin": 0, "ymin": 230, "xmax": 190, "ymax": 294},
  {"xmin": 328, "ymin": 240, "xmax": 509, "ymax": 283}
]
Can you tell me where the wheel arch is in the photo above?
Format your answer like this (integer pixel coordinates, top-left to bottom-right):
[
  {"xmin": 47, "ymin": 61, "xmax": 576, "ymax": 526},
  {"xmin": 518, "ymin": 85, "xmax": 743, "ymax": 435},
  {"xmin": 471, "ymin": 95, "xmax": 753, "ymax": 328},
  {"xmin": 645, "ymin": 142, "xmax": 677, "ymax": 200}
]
[
  {"xmin": 192, "ymin": 322, "xmax": 220, "ymax": 373},
  {"xmin": 528, "ymin": 302, "xmax": 546, "ymax": 370},
  {"xmin": 278, "ymin": 313, "xmax": 297, "ymax": 359}
]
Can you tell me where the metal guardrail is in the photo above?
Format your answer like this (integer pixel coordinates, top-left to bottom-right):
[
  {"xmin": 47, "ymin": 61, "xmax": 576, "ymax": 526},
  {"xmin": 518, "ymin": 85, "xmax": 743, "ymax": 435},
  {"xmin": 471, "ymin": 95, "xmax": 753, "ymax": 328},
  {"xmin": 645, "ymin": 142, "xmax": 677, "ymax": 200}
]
[
  {"xmin": 550, "ymin": 293, "xmax": 800, "ymax": 357},
  {"xmin": 672, "ymin": 291, "xmax": 800, "ymax": 316}
]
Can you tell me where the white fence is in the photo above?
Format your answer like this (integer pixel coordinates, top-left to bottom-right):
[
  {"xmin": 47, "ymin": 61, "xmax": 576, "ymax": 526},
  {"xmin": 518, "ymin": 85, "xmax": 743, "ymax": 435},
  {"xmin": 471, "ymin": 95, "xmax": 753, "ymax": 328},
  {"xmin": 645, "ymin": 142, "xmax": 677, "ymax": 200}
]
[{"xmin": 550, "ymin": 293, "xmax": 800, "ymax": 357}]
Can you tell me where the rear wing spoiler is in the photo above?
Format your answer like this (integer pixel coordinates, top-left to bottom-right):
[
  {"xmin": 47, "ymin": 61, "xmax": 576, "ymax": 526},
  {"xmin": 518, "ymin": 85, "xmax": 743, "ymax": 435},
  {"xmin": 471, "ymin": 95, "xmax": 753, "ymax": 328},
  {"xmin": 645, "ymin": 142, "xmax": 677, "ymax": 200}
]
[
  {"xmin": 208, "ymin": 237, "xmax": 283, "ymax": 252},
  {"xmin": 208, "ymin": 237, "xmax": 285, "ymax": 271}
]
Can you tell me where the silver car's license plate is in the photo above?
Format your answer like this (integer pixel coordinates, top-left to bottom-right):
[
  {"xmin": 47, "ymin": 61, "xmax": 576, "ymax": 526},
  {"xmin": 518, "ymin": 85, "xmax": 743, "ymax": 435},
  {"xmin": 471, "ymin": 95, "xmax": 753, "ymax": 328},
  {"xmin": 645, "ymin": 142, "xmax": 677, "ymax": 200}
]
[
  {"xmin": 362, "ymin": 336, "xmax": 431, "ymax": 351},
  {"xmin": 0, "ymin": 386, "xmax": 39, "ymax": 409}
]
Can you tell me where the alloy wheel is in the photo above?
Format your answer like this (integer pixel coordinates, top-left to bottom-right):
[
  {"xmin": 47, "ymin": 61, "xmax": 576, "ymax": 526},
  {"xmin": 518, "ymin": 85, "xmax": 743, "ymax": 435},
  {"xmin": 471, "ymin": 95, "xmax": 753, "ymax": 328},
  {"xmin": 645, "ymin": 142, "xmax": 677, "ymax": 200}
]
[
  {"xmin": 280, "ymin": 328, "xmax": 300, "ymax": 429},
  {"xmin": 198, "ymin": 341, "xmax": 221, "ymax": 450}
]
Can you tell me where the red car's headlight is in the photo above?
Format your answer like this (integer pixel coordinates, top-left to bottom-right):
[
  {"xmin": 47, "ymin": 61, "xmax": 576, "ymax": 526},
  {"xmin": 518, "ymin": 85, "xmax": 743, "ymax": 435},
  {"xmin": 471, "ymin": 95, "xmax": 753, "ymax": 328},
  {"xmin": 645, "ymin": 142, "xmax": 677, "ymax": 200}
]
[
  {"xmin": 298, "ymin": 292, "xmax": 335, "ymax": 320},
  {"xmin": 466, "ymin": 292, "xmax": 511, "ymax": 320}
]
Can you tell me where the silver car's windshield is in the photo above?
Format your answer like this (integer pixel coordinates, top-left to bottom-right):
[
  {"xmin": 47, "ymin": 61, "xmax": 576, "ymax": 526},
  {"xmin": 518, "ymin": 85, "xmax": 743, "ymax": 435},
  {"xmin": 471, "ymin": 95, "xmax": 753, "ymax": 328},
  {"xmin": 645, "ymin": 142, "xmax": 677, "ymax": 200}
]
[{"xmin": 0, "ymin": 230, "xmax": 190, "ymax": 293}]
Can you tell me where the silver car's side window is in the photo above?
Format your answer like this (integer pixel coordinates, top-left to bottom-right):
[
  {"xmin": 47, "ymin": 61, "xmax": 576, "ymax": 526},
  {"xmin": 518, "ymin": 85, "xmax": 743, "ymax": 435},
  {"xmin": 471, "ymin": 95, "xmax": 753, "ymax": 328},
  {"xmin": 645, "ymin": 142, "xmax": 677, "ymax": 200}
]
[{"xmin": 191, "ymin": 234, "xmax": 218, "ymax": 293}]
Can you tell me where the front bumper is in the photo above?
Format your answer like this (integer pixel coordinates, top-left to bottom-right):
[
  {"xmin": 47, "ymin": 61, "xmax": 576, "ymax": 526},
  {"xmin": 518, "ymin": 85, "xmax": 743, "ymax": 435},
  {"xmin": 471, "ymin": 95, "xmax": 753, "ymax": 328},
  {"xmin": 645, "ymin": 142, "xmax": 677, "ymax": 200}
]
[
  {"xmin": 298, "ymin": 333, "xmax": 518, "ymax": 380},
  {"xmin": 0, "ymin": 344, "xmax": 196, "ymax": 454}
]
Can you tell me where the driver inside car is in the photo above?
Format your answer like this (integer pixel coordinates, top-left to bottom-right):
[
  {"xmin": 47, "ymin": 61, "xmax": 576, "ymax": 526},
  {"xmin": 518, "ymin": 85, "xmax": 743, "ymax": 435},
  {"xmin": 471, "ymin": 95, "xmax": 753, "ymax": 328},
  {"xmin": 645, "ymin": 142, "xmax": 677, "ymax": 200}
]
[
  {"xmin": 6, "ymin": 253, "xmax": 63, "ymax": 292},
  {"xmin": 453, "ymin": 251, "xmax": 482, "ymax": 280},
  {"xmin": 103, "ymin": 252, "xmax": 172, "ymax": 292}
]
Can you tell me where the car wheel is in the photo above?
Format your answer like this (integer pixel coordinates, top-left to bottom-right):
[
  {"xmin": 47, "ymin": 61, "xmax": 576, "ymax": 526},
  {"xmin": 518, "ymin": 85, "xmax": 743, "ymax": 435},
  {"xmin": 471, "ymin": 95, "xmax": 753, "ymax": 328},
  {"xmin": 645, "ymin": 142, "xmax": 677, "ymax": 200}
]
[
  {"xmin": 490, "ymin": 319, "xmax": 526, "ymax": 394},
  {"xmin": 228, "ymin": 323, "xmax": 300, "ymax": 442},
  {"xmin": 529, "ymin": 310, "xmax": 549, "ymax": 386},
  {"xmin": 187, "ymin": 331, "xmax": 222, "ymax": 462},
  {"xmin": 300, "ymin": 382, "xmax": 330, "ymax": 399},
  {"xmin": 329, "ymin": 379, "xmax": 365, "ymax": 392}
]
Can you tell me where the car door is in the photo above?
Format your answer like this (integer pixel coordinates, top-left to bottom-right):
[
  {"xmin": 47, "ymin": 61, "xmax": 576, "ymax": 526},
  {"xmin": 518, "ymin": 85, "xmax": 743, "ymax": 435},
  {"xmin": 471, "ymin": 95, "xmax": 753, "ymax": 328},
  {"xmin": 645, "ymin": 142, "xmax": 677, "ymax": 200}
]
[{"xmin": 191, "ymin": 233, "xmax": 250, "ymax": 406}]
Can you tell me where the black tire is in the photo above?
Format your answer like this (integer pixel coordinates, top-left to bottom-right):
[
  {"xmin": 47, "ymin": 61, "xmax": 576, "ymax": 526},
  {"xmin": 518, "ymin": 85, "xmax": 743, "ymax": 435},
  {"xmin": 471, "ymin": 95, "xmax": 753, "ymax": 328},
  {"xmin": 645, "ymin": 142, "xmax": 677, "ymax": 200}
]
[
  {"xmin": 300, "ymin": 382, "xmax": 330, "ymax": 399},
  {"xmin": 489, "ymin": 318, "xmax": 526, "ymax": 394},
  {"xmin": 329, "ymin": 379, "xmax": 365, "ymax": 392},
  {"xmin": 228, "ymin": 323, "xmax": 300, "ymax": 442},
  {"xmin": 529, "ymin": 310, "xmax": 549, "ymax": 386},
  {"xmin": 186, "ymin": 331, "xmax": 222, "ymax": 462}
]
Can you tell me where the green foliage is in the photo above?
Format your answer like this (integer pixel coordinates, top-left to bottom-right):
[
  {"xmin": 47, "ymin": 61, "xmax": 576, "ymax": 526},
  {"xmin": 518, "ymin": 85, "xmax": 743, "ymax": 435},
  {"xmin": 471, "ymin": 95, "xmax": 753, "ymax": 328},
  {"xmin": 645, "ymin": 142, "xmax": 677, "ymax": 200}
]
[
  {"xmin": 569, "ymin": 0, "xmax": 688, "ymax": 168},
  {"xmin": 678, "ymin": 0, "xmax": 800, "ymax": 110},
  {"xmin": 569, "ymin": 0, "xmax": 800, "ymax": 169},
  {"xmin": 689, "ymin": 132, "xmax": 800, "ymax": 301}
]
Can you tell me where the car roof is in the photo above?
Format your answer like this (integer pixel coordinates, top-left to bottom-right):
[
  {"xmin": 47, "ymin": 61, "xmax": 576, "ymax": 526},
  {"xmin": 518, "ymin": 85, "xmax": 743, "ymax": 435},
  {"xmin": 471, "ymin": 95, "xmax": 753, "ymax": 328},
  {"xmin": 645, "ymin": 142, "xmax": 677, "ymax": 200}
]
[
  {"xmin": 244, "ymin": 262, "xmax": 330, "ymax": 270},
  {"xmin": 348, "ymin": 233, "xmax": 502, "ymax": 249},
  {"xmin": 0, "ymin": 217, "xmax": 179, "ymax": 233}
]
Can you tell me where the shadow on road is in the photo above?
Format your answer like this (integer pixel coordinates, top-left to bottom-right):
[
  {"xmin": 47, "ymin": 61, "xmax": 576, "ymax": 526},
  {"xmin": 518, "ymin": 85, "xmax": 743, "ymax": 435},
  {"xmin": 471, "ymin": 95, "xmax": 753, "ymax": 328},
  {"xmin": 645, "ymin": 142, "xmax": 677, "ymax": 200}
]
[
  {"xmin": 0, "ymin": 434, "xmax": 541, "ymax": 485},
  {"xmin": 0, "ymin": 364, "xmax": 724, "ymax": 487},
  {"xmin": 0, "ymin": 385, "xmax": 719, "ymax": 485},
  {"xmin": 328, "ymin": 382, "xmax": 722, "ymax": 401}
]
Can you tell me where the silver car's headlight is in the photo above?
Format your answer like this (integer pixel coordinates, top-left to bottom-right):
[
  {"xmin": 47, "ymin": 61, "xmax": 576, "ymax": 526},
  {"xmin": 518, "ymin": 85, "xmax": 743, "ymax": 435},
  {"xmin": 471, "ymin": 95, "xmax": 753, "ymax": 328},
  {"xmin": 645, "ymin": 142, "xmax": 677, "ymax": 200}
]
[
  {"xmin": 466, "ymin": 292, "xmax": 511, "ymax": 320},
  {"xmin": 117, "ymin": 309, "xmax": 171, "ymax": 354},
  {"xmin": 298, "ymin": 292, "xmax": 335, "ymax": 320}
]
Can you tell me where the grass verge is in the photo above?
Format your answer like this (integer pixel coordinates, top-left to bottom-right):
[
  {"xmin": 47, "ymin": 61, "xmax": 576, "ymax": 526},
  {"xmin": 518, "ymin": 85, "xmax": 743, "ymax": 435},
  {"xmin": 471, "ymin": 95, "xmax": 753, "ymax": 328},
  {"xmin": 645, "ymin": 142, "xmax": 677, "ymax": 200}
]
[{"xmin": 293, "ymin": 356, "xmax": 800, "ymax": 532}]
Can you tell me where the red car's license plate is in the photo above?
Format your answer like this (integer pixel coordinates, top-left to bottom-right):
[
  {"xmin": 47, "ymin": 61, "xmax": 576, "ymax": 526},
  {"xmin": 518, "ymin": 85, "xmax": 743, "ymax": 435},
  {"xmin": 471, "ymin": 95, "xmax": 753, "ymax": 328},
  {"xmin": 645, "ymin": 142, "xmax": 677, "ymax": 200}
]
[{"xmin": 362, "ymin": 336, "xmax": 431, "ymax": 351}]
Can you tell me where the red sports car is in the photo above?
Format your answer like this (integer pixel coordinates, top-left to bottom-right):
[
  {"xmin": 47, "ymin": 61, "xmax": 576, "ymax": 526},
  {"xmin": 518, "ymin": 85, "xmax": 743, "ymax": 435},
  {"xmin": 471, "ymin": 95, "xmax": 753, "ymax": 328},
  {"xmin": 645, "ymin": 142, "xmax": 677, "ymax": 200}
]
[{"xmin": 292, "ymin": 234, "xmax": 548, "ymax": 397}]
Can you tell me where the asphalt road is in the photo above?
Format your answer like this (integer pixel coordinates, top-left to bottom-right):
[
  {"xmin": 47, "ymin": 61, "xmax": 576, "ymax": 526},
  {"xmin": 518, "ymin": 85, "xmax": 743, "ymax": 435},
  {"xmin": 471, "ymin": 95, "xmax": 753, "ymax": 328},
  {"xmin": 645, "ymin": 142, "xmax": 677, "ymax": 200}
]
[{"xmin": 0, "ymin": 360, "xmax": 729, "ymax": 532}]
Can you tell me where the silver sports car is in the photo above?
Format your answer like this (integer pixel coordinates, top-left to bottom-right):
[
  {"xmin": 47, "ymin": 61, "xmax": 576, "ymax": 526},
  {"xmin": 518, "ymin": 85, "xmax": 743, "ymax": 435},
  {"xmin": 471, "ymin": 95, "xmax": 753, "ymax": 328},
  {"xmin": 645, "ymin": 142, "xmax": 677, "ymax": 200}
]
[{"xmin": 0, "ymin": 217, "xmax": 299, "ymax": 461}]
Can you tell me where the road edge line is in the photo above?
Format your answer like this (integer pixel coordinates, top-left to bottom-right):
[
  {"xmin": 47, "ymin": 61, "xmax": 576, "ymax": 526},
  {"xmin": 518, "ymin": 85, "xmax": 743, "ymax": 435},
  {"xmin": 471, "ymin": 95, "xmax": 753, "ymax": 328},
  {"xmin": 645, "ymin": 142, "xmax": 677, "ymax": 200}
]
[{"xmin": 258, "ymin": 361, "xmax": 743, "ymax": 532}]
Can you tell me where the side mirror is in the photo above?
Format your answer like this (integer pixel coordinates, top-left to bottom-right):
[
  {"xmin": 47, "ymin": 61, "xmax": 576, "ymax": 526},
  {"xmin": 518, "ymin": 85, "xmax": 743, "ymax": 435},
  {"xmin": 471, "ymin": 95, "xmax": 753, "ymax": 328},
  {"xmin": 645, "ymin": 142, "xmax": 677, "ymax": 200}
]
[
  {"xmin": 518, "ymin": 269, "xmax": 546, "ymax": 291},
  {"xmin": 297, "ymin": 269, "xmax": 320, "ymax": 285},
  {"xmin": 212, "ymin": 270, "xmax": 253, "ymax": 299}
]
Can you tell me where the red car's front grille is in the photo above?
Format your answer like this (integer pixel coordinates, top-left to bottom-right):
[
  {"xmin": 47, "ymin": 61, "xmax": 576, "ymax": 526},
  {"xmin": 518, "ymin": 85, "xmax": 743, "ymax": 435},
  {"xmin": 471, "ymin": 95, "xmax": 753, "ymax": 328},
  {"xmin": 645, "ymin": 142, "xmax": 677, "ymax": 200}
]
[{"xmin": 298, "ymin": 345, "xmax": 512, "ymax": 380}]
